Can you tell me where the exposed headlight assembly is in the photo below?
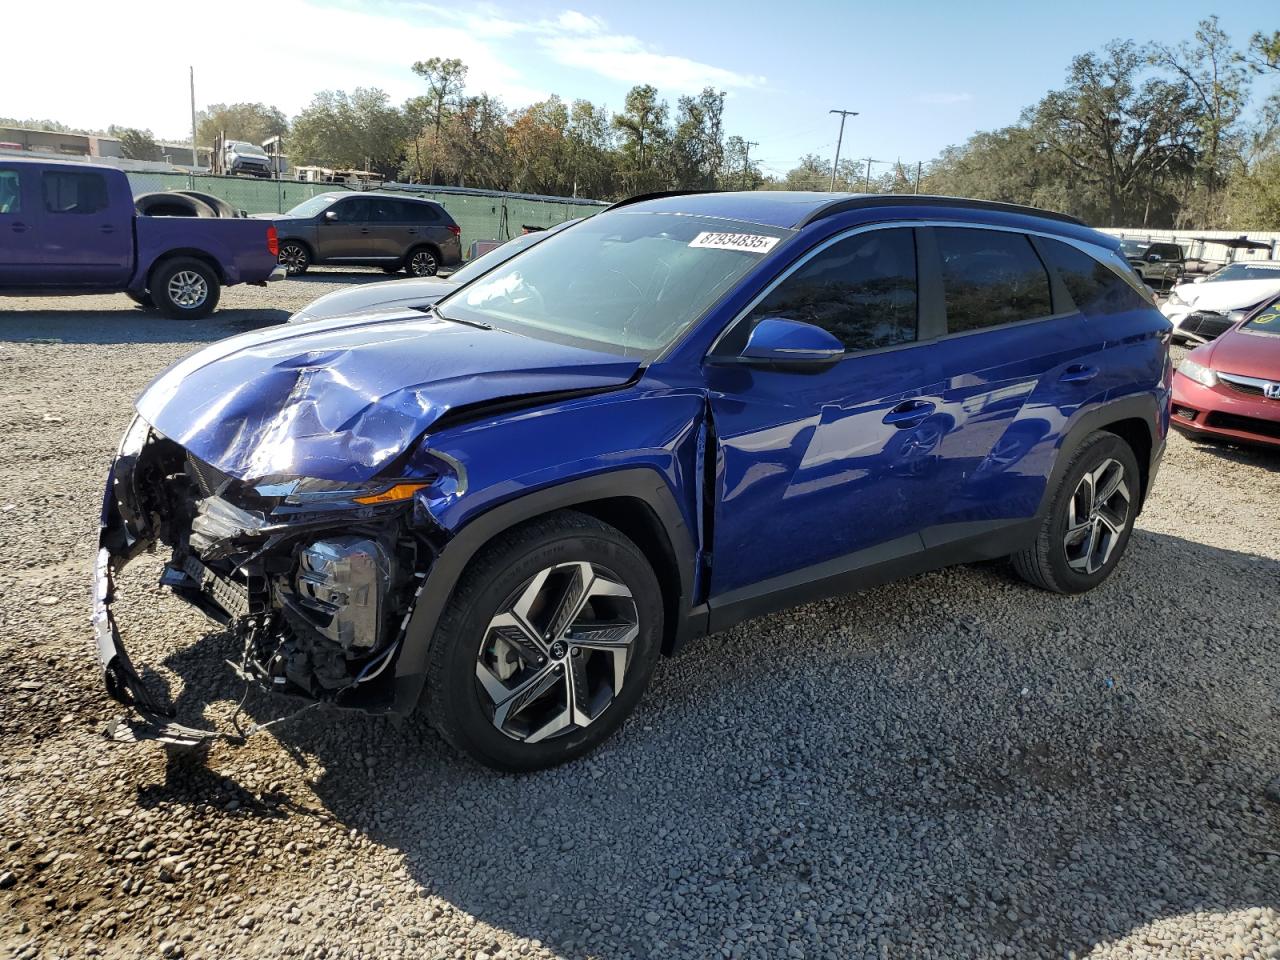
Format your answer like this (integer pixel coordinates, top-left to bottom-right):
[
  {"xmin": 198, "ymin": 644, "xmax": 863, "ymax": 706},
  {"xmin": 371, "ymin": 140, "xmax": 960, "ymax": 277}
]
[
  {"xmin": 253, "ymin": 477, "xmax": 429, "ymax": 505},
  {"xmin": 1179, "ymin": 357, "xmax": 1218, "ymax": 387}
]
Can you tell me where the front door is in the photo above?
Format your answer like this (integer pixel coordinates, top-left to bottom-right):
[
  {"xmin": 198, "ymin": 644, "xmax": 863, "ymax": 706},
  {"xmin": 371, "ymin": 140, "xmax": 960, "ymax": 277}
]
[
  {"xmin": 705, "ymin": 226, "xmax": 948, "ymax": 604},
  {"xmin": 316, "ymin": 196, "xmax": 374, "ymax": 262}
]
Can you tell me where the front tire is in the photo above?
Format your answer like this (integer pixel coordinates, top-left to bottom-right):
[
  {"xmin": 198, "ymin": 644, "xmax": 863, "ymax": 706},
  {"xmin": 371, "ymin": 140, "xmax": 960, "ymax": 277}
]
[
  {"xmin": 1011, "ymin": 431, "xmax": 1140, "ymax": 593},
  {"xmin": 425, "ymin": 511, "xmax": 663, "ymax": 771},
  {"xmin": 150, "ymin": 258, "xmax": 220, "ymax": 320},
  {"xmin": 278, "ymin": 241, "xmax": 310, "ymax": 276}
]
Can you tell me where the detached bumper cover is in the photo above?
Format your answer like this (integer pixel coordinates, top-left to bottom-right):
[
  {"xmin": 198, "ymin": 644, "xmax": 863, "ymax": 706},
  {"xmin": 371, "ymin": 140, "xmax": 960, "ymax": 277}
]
[{"xmin": 92, "ymin": 463, "xmax": 233, "ymax": 745}]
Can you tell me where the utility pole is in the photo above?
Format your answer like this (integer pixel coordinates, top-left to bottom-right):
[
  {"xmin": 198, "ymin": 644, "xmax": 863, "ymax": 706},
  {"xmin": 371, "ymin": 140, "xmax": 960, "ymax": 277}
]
[
  {"xmin": 861, "ymin": 157, "xmax": 887, "ymax": 192},
  {"xmin": 189, "ymin": 66, "xmax": 198, "ymax": 171},
  {"xmin": 914, "ymin": 161, "xmax": 922, "ymax": 195},
  {"xmin": 828, "ymin": 109, "xmax": 858, "ymax": 190},
  {"xmin": 742, "ymin": 140, "xmax": 758, "ymax": 186}
]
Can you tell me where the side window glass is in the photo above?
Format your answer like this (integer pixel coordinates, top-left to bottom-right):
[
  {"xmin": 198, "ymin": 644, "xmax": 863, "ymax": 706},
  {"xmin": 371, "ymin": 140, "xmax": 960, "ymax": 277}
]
[
  {"xmin": 332, "ymin": 198, "xmax": 370, "ymax": 222},
  {"xmin": 42, "ymin": 171, "xmax": 109, "ymax": 215},
  {"xmin": 411, "ymin": 202, "xmax": 441, "ymax": 224},
  {"xmin": 0, "ymin": 171, "xmax": 19, "ymax": 214},
  {"xmin": 936, "ymin": 228, "xmax": 1053, "ymax": 332},
  {"xmin": 741, "ymin": 228, "xmax": 918, "ymax": 352},
  {"xmin": 1038, "ymin": 237, "xmax": 1149, "ymax": 316}
]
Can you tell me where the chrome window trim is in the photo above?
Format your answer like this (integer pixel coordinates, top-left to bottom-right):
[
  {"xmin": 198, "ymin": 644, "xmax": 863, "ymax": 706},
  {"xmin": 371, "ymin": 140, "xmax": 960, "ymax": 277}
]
[{"xmin": 706, "ymin": 219, "xmax": 1131, "ymax": 362}]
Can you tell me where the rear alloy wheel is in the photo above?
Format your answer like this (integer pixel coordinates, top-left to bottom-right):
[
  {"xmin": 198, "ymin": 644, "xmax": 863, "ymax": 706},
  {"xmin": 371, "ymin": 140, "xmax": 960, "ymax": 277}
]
[
  {"xmin": 1012, "ymin": 431, "xmax": 1140, "ymax": 593},
  {"xmin": 150, "ymin": 258, "xmax": 220, "ymax": 320},
  {"xmin": 425, "ymin": 511, "xmax": 663, "ymax": 771},
  {"xmin": 278, "ymin": 241, "xmax": 310, "ymax": 276},
  {"xmin": 407, "ymin": 247, "xmax": 439, "ymax": 277}
]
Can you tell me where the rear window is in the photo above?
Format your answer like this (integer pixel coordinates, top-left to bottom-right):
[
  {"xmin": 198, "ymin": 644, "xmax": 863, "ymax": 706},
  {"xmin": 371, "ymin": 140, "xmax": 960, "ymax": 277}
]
[
  {"xmin": 42, "ymin": 171, "xmax": 109, "ymax": 215},
  {"xmin": 0, "ymin": 171, "xmax": 19, "ymax": 213},
  {"xmin": 936, "ymin": 227, "xmax": 1053, "ymax": 332},
  {"xmin": 1038, "ymin": 238, "xmax": 1150, "ymax": 316}
]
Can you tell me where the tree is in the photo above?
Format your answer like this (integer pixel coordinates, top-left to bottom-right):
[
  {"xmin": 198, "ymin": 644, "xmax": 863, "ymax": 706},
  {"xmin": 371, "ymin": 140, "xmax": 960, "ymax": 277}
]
[
  {"xmin": 613, "ymin": 85, "xmax": 670, "ymax": 193},
  {"xmin": 411, "ymin": 57, "xmax": 468, "ymax": 184},
  {"xmin": 109, "ymin": 126, "xmax": 162, "ymax": 161},
  {"xmin": 669, "ymin": 88, "xmax": 726, "ymax": 189},
  {"xmin": 290, "ymin": 88, "xmax": 406, "ymax": 176},
  {"xmin": 1149, "ymin": 16, "xmax": 1248, "ymax": 208},
  {"xmin": 721, "ymin": 135, "xmax": 763, "ymax": 191},
  {"xmin": 195, "ymin": 103, "xmax": 287, "ymax": 149}
]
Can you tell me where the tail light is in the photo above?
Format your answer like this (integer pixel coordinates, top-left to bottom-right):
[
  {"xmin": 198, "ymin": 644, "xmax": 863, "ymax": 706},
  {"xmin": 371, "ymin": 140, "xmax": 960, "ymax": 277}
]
[
  {"xmin": 447, "ymin": 224, "xmax": 461, "ymax": 238},
  {"xmin": 267, "ymin": 225, "xmax": 279, "ymax": 257}
]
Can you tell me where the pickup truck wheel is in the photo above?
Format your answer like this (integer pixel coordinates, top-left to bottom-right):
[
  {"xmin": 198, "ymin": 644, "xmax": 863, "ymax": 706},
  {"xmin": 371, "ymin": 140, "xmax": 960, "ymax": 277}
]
[
  {"xmin": 279, "ymin": 242, "xmax": 310, "ymax": 275},
  {"xmin": 151, "ymin": 258, "xmax": 220, "ymax": 320},
  {"xmin": 425, "ymin": 510, "xmax": 663, "ymax": 771}
]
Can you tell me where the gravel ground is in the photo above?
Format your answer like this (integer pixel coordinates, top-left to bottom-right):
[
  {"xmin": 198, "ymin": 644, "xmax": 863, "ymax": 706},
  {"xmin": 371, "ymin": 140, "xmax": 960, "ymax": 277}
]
[{"xmin": 1, "ymin": 277, "xmax": 1278, "ymax": 960}]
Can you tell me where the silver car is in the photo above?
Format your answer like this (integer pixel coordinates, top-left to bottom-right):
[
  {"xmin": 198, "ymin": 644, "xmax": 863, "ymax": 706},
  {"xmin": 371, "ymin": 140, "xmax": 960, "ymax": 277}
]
[{"xmin": 288, "ymin": 220, "xmax": 578, "ymax": 323}]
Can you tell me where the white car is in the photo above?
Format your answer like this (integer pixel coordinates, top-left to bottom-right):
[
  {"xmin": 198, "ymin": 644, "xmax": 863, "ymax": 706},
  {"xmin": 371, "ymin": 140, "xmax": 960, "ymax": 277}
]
[{"xmin": 1161, "ymin": 262, "xmax": 1280, "ymax": 342}]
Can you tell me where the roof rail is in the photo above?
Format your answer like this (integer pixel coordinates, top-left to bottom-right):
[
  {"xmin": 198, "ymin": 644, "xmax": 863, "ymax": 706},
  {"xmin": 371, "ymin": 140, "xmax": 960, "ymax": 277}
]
[
  {"xmin": 798, "ymin": 194, "xmax": 1086, "ymax": 228},
  {"xmin": 602, "ymin": 189, "xmax": 717, "ymax": 212}
]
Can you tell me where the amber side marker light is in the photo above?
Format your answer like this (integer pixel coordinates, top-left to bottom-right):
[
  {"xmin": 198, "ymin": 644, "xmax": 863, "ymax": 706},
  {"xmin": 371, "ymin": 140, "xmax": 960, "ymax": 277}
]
[{"xmin": 353, "ymin": 483, "xmax": 429, "ymax": 505}]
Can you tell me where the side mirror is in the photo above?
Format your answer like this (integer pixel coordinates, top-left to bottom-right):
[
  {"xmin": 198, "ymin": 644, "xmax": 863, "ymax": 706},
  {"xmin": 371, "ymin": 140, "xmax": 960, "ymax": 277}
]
[
  {"xmin": 323, "ymin": 210, "xmax": 338, "ymax": 222},
  {"xmin": 1147, "ymin": 254, "xmax": 1161, "ymax": 262},
  {"xmin": 738, "ymin": 317, "xmax": 843, "ymax": 368}
]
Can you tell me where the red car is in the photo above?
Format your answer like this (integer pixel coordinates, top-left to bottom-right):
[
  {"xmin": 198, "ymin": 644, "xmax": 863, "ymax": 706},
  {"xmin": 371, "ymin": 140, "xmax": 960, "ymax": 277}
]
[{"xmin": 1171, "ymin": 297, "xmax": 1280, "ymax": 447}]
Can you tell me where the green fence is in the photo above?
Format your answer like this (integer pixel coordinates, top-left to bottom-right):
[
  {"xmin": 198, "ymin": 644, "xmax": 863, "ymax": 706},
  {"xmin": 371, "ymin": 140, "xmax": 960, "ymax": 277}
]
[{"xmin": 123, "ymin": 171, "xmax": 606, "ymax": 255}]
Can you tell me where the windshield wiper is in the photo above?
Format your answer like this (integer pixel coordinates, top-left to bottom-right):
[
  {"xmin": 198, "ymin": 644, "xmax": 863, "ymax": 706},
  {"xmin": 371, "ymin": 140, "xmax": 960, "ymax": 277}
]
[{"xmin": 414, "ymin": 303, "xmax": 492, "ymax": 330}]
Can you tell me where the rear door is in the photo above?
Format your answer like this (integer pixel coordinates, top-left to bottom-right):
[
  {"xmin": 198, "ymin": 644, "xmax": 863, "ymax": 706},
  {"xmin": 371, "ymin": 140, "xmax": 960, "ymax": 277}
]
[
  {"xmin": 0, "ymin": 165, "xmax": 36, "ymax": 283},
  {"xmin": 315, "ymin": 196, "xmax": 374, "ymax": 262},
  {"xmin": 706, "ymin": 226, "xmax": 948, "ymax": 601},
  {"xmin": 921, "ymin": 225, "xmax": 1102, "ymax": 528},
  {"xmin": 367, "ymin": 198, "xmax": 420, "ymax": 262},
  {"xmin": 34, "ymin": 167, "xmax": 133, "ymax": 284}
]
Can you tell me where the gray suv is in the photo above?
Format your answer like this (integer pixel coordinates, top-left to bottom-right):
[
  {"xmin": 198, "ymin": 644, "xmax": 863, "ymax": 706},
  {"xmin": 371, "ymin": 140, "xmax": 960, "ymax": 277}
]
[{"xmin": 273, "ymin": 192, "xmax": 463, "ymax": 277}]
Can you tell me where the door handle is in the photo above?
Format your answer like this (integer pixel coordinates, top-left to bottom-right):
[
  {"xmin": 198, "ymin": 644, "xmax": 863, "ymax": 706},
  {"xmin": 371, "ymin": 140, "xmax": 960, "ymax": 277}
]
[
  {"xmin": 407, "ymin": 229, "xmax": 417, "ymax": 235},
  {"xmin": 1059, "ymin": 364, "xmax": 1099, "ymax": 384},
  {"xmin": 10, "ymin": 222, "xmax": 27, "ymax": 233},
  {"xmin": 360, "ymin": 228, "xmax": 370, "ymax": 234},
  {"xmin": 99, "ymin": 225, "xmax": 115, "ymax": 234},
  {"xmin": 883, "ymin": 400, "xmax": 936, "ymax": 427}
]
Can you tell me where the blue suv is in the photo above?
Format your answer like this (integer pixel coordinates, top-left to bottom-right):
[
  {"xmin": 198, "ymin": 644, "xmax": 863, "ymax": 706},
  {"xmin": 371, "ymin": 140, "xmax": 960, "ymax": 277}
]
[{"xmin": 94, "ymin": 191, "xmax": 1171, "ymax": 769}]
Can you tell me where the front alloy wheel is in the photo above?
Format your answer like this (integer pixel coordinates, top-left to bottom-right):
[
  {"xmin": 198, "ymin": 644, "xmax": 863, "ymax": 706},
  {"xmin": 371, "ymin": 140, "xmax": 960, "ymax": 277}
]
[
  {"xmin": 425, "ymin": 511, "xmax": 663, "ymax": 771},
  {"xmin": 477, "ymin": 561, "xmax": 638, "ymax": 743},
  {"xmin": 279, "ymin": 242, "xmax": 310, "ymax": 275}
]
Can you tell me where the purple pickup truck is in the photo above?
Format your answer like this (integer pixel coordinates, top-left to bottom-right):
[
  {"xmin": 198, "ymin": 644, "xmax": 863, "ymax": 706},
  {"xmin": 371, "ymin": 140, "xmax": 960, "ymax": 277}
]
[{"xmin": 0, "ymin": 157, "xmax": 284, "ymax": 318}]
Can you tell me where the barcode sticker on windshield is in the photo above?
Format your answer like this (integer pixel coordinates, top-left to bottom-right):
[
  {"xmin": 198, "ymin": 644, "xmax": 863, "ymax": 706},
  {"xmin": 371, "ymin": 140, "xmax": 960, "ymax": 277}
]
[{"xmin": 689, "ymin": 231, "xmax": 779, "ymax": 254}]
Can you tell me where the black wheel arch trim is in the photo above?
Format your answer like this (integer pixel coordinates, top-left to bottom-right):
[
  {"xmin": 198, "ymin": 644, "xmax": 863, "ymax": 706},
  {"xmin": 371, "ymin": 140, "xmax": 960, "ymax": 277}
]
[{"xmin": 391, "ymin": 468, "xmax": 700, "ymax": 714}]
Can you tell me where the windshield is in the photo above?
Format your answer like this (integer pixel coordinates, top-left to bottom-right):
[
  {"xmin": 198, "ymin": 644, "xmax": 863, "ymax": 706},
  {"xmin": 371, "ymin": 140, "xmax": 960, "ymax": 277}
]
[
  {"xmin": 437, "ymin": 212, "xmax": 792, "ymax": 357},
  {"xmin": 1119, "ymin": 240, "xmax": 1146, "ymax": 256},
  {"xmin": 1243, "ymin": 299, "xmax": 1280, "ymax": 335},
  {"xmin": 1206, "ymin": 263, "xmax": 1280, "ymax": 282},
  {"xmin": 231, "ymin": 142, "xmax": 268, "ymax": 157},
  {"xmin": 447, "ymin": 227, "xmax": 562, "ymax": 286},
  {"xmin": 285, "ymin": 195, "xmax": 339, "ymax": 218}
]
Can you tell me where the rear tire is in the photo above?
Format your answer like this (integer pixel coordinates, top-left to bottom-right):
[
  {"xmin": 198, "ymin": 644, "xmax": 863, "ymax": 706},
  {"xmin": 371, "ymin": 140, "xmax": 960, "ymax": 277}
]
[
  {"xmin": 1011, "ymin": 431, "xmax": 1140, "ymax": 593},
  {"xmin": 150, "ymin": 257, "xmax": 220, "ymax": 320},
  {"xmin": 406, "ymin": 246, "xmax": 439, "ymax": 277},
  {"xmin": 425, "ymin": 511, "xmax": 663, "ymax": 771}
]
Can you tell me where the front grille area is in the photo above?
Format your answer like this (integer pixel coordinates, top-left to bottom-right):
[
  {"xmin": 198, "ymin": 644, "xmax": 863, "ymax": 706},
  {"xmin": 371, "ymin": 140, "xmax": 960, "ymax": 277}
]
[
  {"xmin": 1220, "ymin": 378, "xmax": 1265, "ymax": 398},
  {"xmin": 1205, "ymin": 411, "xmax": 1280, "ymax": 440}
]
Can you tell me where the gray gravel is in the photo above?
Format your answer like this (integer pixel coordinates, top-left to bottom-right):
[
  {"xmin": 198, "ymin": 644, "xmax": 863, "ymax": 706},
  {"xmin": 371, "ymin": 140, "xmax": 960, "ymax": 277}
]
[{"xmin": 1, "ymin": 278, "xmax": 1278, "ymax": 960}]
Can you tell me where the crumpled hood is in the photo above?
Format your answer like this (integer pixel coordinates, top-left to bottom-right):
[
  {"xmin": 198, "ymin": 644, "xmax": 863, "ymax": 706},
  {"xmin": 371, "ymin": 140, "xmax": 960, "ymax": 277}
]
[
  {"xmin": 136, "ymin": 312, "xmax": 639, "ymax": 483},
  {"xmin": 1170, "ymin": 277, "xmax": 1280, "ymax": 312}
]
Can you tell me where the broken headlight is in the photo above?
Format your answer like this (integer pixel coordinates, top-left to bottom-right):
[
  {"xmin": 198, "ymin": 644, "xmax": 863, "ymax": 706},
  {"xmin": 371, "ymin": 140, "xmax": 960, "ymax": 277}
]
[
  {"xmin": 294, "ymin": 536, "xmax": 393, "ymax": 651},
  {"xmin": 253, "ymin": 477, "xmax": 430, "ymax": 506}
]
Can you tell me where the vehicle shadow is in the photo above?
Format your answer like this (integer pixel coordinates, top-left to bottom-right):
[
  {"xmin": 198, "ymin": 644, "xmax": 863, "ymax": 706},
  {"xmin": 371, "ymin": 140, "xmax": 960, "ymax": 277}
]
[
  {"xmin": 0, "ymin": 309, "xmax": 289, "ymax": 345},
  {"xmin": 132, "ymin": 528, "xmax": 1280, "ymax": 959},
  {"xmin": 1182, "ymin": 433, "xmax": 1280, "ymax": 472}
]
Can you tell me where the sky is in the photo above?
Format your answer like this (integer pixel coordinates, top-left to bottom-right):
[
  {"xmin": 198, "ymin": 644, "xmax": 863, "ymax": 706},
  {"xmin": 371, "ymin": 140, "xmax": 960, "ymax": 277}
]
[{"xmin": 3, "ymin": 0, "xmax": 1275, "ymax": 179}]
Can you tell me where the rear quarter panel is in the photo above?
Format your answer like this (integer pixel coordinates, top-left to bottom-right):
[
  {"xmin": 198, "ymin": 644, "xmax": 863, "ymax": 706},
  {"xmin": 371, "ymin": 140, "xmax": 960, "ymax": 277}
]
[{"xmin": 132, "ymin": 217, "xmax": 278, "ymax": 288}]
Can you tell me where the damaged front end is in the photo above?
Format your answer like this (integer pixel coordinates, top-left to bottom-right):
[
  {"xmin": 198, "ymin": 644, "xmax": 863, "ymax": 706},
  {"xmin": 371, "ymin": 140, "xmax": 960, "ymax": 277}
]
[{"xmin": 93, "ymin": 416, "xmax": 456, "ymax": 745}]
